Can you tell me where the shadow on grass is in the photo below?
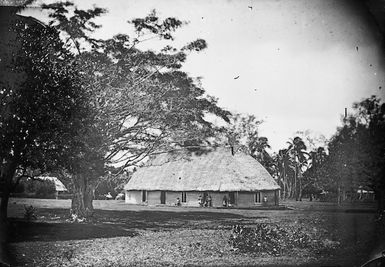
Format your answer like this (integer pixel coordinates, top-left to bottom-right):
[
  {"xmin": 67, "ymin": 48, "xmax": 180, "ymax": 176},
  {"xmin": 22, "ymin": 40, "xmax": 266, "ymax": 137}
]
[
  {"xmin": 9, "ymin": 208, "xmax": 267, "ymax": 243},
  {"xmin": 9, "ymin": 220, "xmax": 139, "ymax": 242}
]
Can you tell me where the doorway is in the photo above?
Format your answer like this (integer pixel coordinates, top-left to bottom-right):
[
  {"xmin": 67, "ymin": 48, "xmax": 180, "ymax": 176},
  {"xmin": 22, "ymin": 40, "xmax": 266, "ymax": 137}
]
[
  {"xmin": 229, "ymin": 192, "xmax": 236, "ymax": 205},
  {"xmin": 160, "ymin": 191, "xmax": 166, "ymax": 204}
]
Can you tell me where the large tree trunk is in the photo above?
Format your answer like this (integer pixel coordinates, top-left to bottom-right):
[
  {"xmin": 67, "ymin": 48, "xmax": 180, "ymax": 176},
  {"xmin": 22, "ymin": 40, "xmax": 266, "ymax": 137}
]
[
  {"xmin": 298, "ymin": 171, "xmax": 303, "ymax": 201},
  {"xmin": 281, "ymin": 168, "xmax": 286, "ymax": 200},
  {"xmin": 70, "ymin": 174, "xmax": 94, "ymax": 219},
  {"xmin": 377, "ymin": 188, "xmax": 385, "ymax": 214},
  {"xmin": 281, "ymin": 178, "xmax": 286, "ymax": 200},
  {"xmin": 0, "ymin": 188, "xmax": 10, "ymax": 223},
  {"xmin": 0, "ymin": 161, "xmax": 18, "ymax": 223},
  {"xmin": 294, "ymin": 167, "xmax": 298, "ymax": 201},
  {"xmin": 287, "ymin": 178, "xmax": 293, "ymax": 199},
  {"xmin": 1, "ymin": 163, "xmax": 16, "ymax": 267}
]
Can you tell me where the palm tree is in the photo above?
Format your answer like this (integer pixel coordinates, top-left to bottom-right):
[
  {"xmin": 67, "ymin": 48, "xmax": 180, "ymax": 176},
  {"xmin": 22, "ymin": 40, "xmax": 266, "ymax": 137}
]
[
  {"xmin": 250, "ymin": 137, "xmax": 274, "ymax": 174},
  {"xmin": 287, "ymin": 137, "xmax": 309, "ymax": 201},
  {"xmin": 303, "ymin": 147, "xmax": 327, "ymax": 200},
  {"xmin": 275, "ymin": 148, "xmax": 293, "ymax": 199}
]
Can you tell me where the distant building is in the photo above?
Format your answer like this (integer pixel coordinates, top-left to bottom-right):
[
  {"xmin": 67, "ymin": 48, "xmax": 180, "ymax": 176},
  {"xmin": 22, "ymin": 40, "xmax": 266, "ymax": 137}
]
[
  {"xmin": 124, "ymin": 147, "xmax": 280, "ymax": 207},
  {"xmin": 37, "ymin": 176, "xmax": 67, "ymax": 198}
]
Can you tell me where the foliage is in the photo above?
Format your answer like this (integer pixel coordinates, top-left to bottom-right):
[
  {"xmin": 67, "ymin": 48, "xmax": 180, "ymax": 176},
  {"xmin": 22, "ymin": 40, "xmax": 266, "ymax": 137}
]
[
  {"xmin": 37, "ymin": 2, "xmax": 230, "ymax": 217},
  {"xmin": 274, "ymin": 136, "xmax": 311, "ymax": 200},
  {"xmin": 41, "ymin": 2, "xmax": 231, "ymax": 170},
  {"xmin": 94, "ymin": 178, "xmax": 121, "ymax": 199},
  {"xmin": 222, "ymin": 116, "xmax": 326, "ymax": 200},
  {"xmin": 229, "ymin": 223, "xmax": 339, "ymax": 256},
  {"xmin": 29, "ymin": 179, "xmax": 56, "ymax": 198},
  {"xmin": 220, "ymin": 114, "xmax": 275, "ymax": 173},
  {"xmin": 302, "ymin": 147, "xmax": 327, "ymax": 196},
  {"xmin": 272, "ymin": 129, "xmax": 332, "ymax": 200},
  {"xmin": 315, "ymin": 95, "xmax": 385, "ymax": 209},
  {"xmin": 1, "ymin": 17, "xmax": 87, "ymax": 172},
  {"xmin": 294, "ymin": 130, "xmax": 327, "ymax": 151},
  {"xmin": 221, "ymin": 113, "xmax": 261, "ymax": 151},
  {"xmin": 0, "ymin": 9, "xmax": 90, "ymax": 220}
]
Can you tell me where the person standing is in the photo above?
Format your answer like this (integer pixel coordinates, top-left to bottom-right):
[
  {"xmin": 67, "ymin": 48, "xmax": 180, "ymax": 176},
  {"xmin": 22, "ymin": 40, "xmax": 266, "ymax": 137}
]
[
  {"xmin": 207, "ymin": 195, "xmax": 212, "ymax": 207},
  {"xmin": 263, "ymin": 195, "xmax": 268, "ymax": 205}
]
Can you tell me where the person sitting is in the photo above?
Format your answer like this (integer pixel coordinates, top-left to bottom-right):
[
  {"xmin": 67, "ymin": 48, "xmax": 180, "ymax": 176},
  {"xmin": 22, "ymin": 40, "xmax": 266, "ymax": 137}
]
[
  {"xmin": 222, "ymin": 195, "xmax": 228, "ymax": 207},
  {"xmin": 198, "ymin": 195, "xmax": 203, "ymax": 207},
  {"xmin": 176, "ymin": 197, "xmax": 181, "ymax": 206},
  {"xmin": 207, "ymin": 195, "xmax": 212, "ymax": 207}
]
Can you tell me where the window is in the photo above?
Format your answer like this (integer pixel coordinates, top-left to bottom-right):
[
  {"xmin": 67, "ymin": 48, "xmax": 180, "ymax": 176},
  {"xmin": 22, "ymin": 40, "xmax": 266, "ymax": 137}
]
[
  {"xmin": 142, "ymin": 190, "xmax": 147, "ymax": 202},
  {"xmin": 255, "ymin": 192, "xmax": 261, "ymax": 203},
  {"xmin": 181, "ymin": 192, "xmax": 187, "ymax": 202}
]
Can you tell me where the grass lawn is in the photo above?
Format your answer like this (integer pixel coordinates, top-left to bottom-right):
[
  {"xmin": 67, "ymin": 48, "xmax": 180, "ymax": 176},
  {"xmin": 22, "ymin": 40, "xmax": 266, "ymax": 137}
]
[{"xmin": 4, "ymin": 198, "xmax": 384, "ymax": 267}]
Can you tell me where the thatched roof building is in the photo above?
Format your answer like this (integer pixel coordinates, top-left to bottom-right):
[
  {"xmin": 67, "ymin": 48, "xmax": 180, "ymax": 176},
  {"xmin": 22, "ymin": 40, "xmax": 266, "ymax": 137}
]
[
  {"xmin": 37, "ymin": 176, "xmax": 67, "ymax": 192},
  {"xmin": 124, "ymin": 147, "xmax": 280, "ymax": 207}
]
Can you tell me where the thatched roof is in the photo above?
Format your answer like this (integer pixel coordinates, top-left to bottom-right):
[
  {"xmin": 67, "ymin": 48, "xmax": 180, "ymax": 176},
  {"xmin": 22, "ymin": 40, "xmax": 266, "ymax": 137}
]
[
  {"xmin": 124, "ymin": 147, "xmax": 280, "ymax": 192},
  {"xmin": 37, "ymin": 176, "xmax": 67, "ymax": 192}
]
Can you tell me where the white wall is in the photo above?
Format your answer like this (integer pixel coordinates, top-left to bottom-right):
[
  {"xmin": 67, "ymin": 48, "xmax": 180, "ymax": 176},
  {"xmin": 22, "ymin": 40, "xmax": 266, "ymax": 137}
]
[
  {"xmin": 125, "ymin": 190, "xmax": 142, "ymax": 204},
  {"xmin": 183, "ymin": 191, "xmax": 201, "ymax": 207},
  {"xmin": 148, "ymin": 191, "xmax": 161, "ymax": 206},
  {"xmin": 238, "ymin": 192, "xmax": 258, "ymax": 207},
  {"xmin": 165, "ymin": 191, "xmax": 180, "ymax": 206},
  {"xmin": 126, "ymin": 190, "xmax": 279, "ymax": 207},
  {"xmin": 238, "ymin": 191, "xmax": 279, "ymax": 207},
  {"xmin": 210, "ymin": 192, "xmax": 227, "ymax": 207}
]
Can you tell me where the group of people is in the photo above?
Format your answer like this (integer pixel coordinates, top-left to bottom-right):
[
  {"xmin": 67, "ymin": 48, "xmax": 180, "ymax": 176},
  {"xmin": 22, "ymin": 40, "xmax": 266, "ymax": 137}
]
[
  {"xmin": 197, "ymin": 194, "xmax": 232, "ymax": 207},
  {"xmin": 198, "ymin": 195, "xmax": 212, "ymax": 207},
  {"xmin": 176, "ymin": 193, "xmax": 269, "ymax": 207}
]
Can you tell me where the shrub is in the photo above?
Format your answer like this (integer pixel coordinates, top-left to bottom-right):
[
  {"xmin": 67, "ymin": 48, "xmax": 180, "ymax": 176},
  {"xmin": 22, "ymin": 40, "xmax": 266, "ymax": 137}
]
[
  {"xmin": 229, "ymin": 223, "xmax": 338, "ymax": 256},
  {"xmin": 35, "ymin": 180, "xmax": 56, "ymax": 198},
  {"xmin": 24, "ymin": 179, "xmax": 56, "ymax": 198},
  {"xmin": 94, "ymin": 179, "xmax": 119, "ymax": 199}
]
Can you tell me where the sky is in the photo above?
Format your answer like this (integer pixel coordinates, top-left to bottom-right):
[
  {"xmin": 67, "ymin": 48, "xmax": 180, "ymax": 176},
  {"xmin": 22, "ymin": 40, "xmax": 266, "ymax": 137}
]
[{"xmin": 22, "ymin": 0, "xmax": 385, "ymax": 152}]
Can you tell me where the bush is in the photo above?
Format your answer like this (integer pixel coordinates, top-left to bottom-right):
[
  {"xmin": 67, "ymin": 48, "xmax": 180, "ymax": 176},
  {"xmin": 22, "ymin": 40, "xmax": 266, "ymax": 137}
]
[
  {"xmin": 229, "ymin": 223, "xmax": 338, "ymax": 256},
  {"xmin": 57, "ymin": 193, "xmax": 73, "ymax": 199},
  {"xmin": 35, "ymin": 180, "xmax": 56, "ymax": 198},
  {"xmin": 94, "ymin": 180, "xmax": 119, "ymax": 199},
  {"xmin": 23, "ymin": 179, "xmax": 56, "ymax": 198}
]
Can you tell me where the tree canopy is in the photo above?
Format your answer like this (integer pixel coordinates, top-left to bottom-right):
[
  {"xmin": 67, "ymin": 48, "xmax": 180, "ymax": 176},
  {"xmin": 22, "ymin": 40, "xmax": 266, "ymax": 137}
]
[
  {"xmin": 37, "ymin": 2, "xmax": 231, "ymax": 217},
  {"xmin": 0, "ymin": 2, "xmax": 231, "ymax": 220},
  {"xmin": 313, "ymin": 96, "xmax": 385, "ymax": 208},
  {"xmin": 0, "ymin": 8, "xmax": 91, "ymax": 220}
]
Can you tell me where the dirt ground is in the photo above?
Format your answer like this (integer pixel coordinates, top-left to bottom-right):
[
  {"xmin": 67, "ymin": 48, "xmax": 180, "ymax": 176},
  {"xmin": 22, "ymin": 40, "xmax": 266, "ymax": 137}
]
[{"xmin": 4, "ymin": 198, "xmax": 384, "ymax": 267}]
